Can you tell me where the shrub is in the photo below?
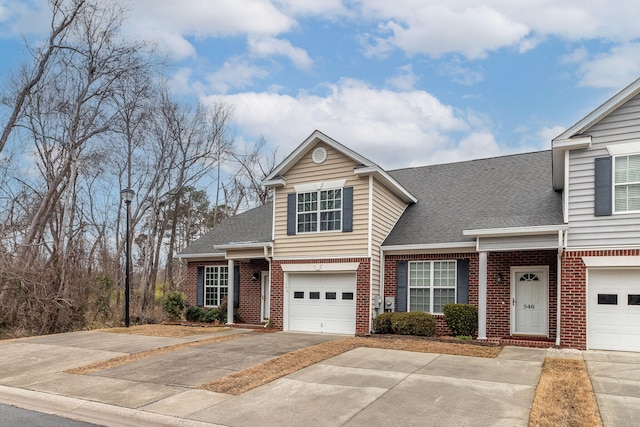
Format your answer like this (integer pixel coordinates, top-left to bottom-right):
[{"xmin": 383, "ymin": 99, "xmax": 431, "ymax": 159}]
[
  {"xmin": 200, "ymin": 308, "xmax": 221, "ymax": 323},
  {"xmin": 390, "ymin": 312, "xmax": 437, "ymax": 336},
  {"xmin": 443, "ymin": 304, "xmax": 478, "ymax": 337},
  {"xmin": 373, "ymin": 312, "xmax": 394, "ymax": 334},
  {"xmin": 161, "ymin": 292, "xmax": 186, "ymax": 321},
  {"xmin": 184, "ymin": 306, "xmax": 203, "ymax": 322}
]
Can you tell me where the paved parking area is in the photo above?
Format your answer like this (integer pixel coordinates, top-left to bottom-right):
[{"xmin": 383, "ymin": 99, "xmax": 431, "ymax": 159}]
[
  {"xmin": 7, "ymin": 330, "xmax": 640, "ymax": 426},
  {"xmin": 0, "ymin": 330, "xmax": 548, "ymax": 426}
]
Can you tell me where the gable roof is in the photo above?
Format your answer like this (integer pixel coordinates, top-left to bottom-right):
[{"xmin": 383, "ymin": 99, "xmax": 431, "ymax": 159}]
[
  {"xmin": 384, "ymin": 151, "xmax": 564, "ymax": 246},
  {"xmin": 552, "ymin": 77, "xmax": 640, "ymax": 189},
  {"xmin": 176, "ymin": 202, "xmax": 273, "ymax": 258},
  {"xmin": 263, "ymin": 130, "xmax": 417, "ymax": 203}
]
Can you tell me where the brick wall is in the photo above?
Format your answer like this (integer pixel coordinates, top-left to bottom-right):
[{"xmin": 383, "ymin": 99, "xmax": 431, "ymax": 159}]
[
  {"xmin": 384, "ymin": 250, "xmax": 557, "ymax": 339},
  {"xmin": 560, "ymin": 249, "xmax": 640, "ymax": 350},
  {"xmin": 270, "ymin": 258, "xmax": 371, "ymax": 335},
  {"xmin": 185, "ymin": 259, "xmax": 267, "ymax": 324}
]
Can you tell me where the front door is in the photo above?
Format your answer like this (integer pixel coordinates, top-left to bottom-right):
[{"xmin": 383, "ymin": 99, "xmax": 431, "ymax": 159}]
[
  {"xmin": 511, "ymin": 267, "xmax": 548, "ymax": 336},
  {"xmin": 261, "ymin": 271, "xmax": 270, "ymax": 322}
]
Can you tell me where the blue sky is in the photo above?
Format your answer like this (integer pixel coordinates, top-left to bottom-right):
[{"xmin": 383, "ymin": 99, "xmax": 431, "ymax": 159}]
[{"xmin": 1, "ymin": 0, "xmax": 640, "ymax": 170}]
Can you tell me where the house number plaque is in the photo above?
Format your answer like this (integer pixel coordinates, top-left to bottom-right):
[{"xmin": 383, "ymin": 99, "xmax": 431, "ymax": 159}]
[{"xmin": 524, "ymin": 304, "xmax": 535, "ymax": 309}]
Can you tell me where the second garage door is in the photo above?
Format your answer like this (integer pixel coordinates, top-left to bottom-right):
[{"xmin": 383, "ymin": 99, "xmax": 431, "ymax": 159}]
[
  {"xmin": 288, "ymin": 273, "xmax": 356, "ymax": 334},
  {"xmin": 588, "ymin": 268, "xmax": 640, "ymax": 351}
]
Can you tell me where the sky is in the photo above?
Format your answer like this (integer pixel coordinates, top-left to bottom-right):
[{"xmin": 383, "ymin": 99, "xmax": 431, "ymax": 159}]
[{"xmin": 1, "ymin": 0, "xmax": 640, "ymax": 171}]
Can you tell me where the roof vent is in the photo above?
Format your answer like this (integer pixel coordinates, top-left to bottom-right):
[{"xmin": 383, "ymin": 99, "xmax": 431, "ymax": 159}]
[{"xmin": 312, "ymin": 147, "xmax": 327, "ymax": 164}]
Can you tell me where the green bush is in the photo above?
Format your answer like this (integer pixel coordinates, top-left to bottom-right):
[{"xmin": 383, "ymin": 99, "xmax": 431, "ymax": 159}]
[
  {"xmin": 200, "ymin": 308, "xmax": 221, "ymax": 323},
  {"xmin": 390, "ymin": 312, "xmax": 437, "ymax": 336},
  {"xmin": 443, "ymin": 304, "xmax": 478, "ymax": 336},
  {"xmin": 161, "ymin": 292, "xmax": 186, "ymax": 321},
  {"xmin": 373, "ymin": 312, "xmax": 394, "ymax": 334},
  {"xmin": 185, "ymin": 306, "xmax": 203, "ymax": 322}
]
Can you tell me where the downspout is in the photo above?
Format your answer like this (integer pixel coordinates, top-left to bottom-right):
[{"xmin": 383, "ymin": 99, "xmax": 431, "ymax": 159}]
[
  {"xmin": 556, "ymin": 230, "xmax": 565, "ymax": 347},
  {"xmin": 263, "ymin": 245, "xmax": 271, "ymax": 328}
]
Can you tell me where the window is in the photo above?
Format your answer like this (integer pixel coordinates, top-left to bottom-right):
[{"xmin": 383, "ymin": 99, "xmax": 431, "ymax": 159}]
[
  {"xmin": 614, "ymin": 154, "xmax": 640, "ymax": 212},
  {"xmin": 297, "ymin": 189, "xmax": 342, "ymax": 233},
  {"xmin": 628, "ymin": 295, "xmax": 640, "ymax": 305},
  {"xmin": 409, "ymin": 261, "xmax": 456, "ymax": 314},
  {"xmin": 204, "ymin": 266, "xmax": 228, "ymax": 307},
  {"xmin": 598, "ymin": 294, "xmax": 618, "ymax": 305}
]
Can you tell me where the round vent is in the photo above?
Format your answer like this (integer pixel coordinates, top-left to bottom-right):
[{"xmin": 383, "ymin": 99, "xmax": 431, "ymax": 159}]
[{"xmin": 312, "ymin": 147, "xmax": 327, "ymax": 164}]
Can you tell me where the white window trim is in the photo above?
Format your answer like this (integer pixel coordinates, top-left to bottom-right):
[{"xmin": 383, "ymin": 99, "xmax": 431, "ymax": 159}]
[
  {"xmin": 204, "ymin": 265, "xmax": 229, "ymax": 307},
  {"xmin": 296, "ymin": 188, "xmax": 343, "ymax": 234},
  {"xmin": 612, "ymin": 153, "xmax": 640, "ymax": 214},
  {"xmin": 408, "ymin": 260, "xmax": 457, "ymax": 315}
]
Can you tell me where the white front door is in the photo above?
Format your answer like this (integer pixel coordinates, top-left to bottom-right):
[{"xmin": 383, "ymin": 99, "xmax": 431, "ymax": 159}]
[
  {"xmin": 511, "ymin": 267, "xmax": 548, "ymax": 336},
  {"xmin": 261, "ymin": 271, "xmax": 270, "ymax": 322}
]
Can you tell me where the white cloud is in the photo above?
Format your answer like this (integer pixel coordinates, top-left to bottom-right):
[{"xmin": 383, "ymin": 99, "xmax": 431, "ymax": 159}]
[
  {"xmin": 274, "ymin": 0, "xmax": 348, "ymax": 18},
  {"xmin": 561, "ymin": 47, "xmax": 589, "ymax": 64},
  {"xmin": 205, "ymin": 57, "xmax": 269, "ymax": 94},
  {"xmin": 202, "ymin": 79, "xmax": 516, "ymax": 169},
  {"xmin": 576, "ymin": 43, "xmax": 640, "ymax": 89},
  {"xmin": 248, "ymin": 36, "xmax": 312, "ymax": 70},
  {"xmin": 440, "ymin": 59, "xmax": 484, "ymax": 86},
  {"xmin": 357, "ymin": 0, "xmax": 640, "ymax": 60},
  {"xmin": 385, "ymin": 64, "xmax": 418, "ymax": 91}
]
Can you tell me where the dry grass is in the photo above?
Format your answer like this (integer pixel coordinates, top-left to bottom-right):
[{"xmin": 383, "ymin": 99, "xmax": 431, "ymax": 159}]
[
  {"xmin": 529, "ymin": 357, "xmax": 602, "ymax": 427},
  {"xmin": 99, "ymin": 324, "xmax": 228, "ymax": 337},
  {"xmin": 202, "ymin": 335, "xmax": 502, "ymax": 395},
  {"xmin": 66, "ymin": 333, "xmax": 244, "ymax": 375}
]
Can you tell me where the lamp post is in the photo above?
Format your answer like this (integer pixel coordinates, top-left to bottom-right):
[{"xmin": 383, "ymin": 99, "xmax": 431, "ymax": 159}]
[{"xmin": 121, "ymin": 188, "xmax": 134, "ymax": 327}]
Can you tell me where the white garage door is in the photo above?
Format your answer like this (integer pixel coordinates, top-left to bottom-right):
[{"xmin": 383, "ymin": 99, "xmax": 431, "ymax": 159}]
[
  {"xmin": 288, "ymin": 273, "xmax": 356, "ymax": 334},
  {"xmin": 588, "ymin": 269, "xmax": 640, "ymax": 351}
]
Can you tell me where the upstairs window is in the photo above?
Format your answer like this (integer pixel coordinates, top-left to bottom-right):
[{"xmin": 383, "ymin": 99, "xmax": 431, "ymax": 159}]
[
  {"xmin": 297, "ymin": 189, "xmax": 342, "ymax": 233},
  {"xmin": 614, "ymin": 154, "xmax": 640, "ymax": 213}
]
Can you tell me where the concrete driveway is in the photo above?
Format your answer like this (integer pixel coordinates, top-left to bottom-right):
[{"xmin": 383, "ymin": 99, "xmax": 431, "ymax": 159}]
[
  {"xmin": 585, "ymin": 350, "xmax": 640, "ymax": 427},
  {"xmin": 0, "ymin": 329, "xmax": 545, "ymax": 426}
]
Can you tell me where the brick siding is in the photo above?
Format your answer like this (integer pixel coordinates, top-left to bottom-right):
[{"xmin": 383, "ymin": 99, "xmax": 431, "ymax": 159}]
[
  {"xmin": 560, "ymin": 249, "xmax": 640, "ymax": 350},
  {"xmin": 185, "ymin": 259, "xmax": 268, "ymax": 324},
  {"xmin": 385, "ymin": 250, "xmax": 557, "ymax": 340}
]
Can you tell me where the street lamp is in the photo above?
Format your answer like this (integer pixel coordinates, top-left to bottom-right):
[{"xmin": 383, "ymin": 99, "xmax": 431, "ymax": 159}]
[{"xmin": 121, "ymin": 188, "xmax": 134, "ymax": 327}]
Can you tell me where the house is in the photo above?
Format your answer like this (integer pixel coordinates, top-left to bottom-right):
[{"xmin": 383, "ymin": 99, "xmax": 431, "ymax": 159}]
[{"xmin": 177, "ymin": 78, "xmax": 640, "ymax": 352}]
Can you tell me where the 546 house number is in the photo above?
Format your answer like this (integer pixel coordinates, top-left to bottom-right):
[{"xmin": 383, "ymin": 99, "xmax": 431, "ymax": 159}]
[{"xmin": 523, "ymin": 304, "xmax": 535, "ymax": 309}]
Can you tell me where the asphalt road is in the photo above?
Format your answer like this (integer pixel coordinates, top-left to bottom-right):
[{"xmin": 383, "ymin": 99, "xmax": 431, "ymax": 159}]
[{"xmin": 0, "ymin": 403, "xmax": 102, "ymax": 427}]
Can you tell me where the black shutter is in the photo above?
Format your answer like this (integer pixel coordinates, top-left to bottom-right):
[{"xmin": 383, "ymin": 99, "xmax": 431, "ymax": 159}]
[
  {"xmin": 287, "ymin": 193, "xmax": 296, "ymax": 235},
  {"xmin": 456, "ymin": 259, "xmax": 470, "ymax": 304},
  {"xmin": 196, "ymin": 266, "xmax": 204, "ymax": 307},
  {"xmin": 396, "ymin": 261, "xmax": 408, "ymax": 312},
  {"xmin": 594, "ymin": 156, "xmax": 613, "ymax": 216},
  {"xmin": 342, "ymin": 187, "xmax": 353, "ymax": 232},
  {"xmin": 234, "ymin": 265, "xmax": 240, "ymax": 308}
]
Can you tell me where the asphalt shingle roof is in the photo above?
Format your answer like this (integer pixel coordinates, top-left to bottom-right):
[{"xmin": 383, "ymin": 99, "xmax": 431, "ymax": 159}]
[
  {"xmin": 178, "ymin": 202, "xmax": 273, "ymax": 256},
  {"xmin": 180, "ymin": 150, "xmax": 564, "ymax": 256},
  {"xmin": 384, "ymin": 150, "xmax": 564, "ymax": 246}
]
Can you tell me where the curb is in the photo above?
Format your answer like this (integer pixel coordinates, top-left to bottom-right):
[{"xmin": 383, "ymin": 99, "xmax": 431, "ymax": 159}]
[{"xmin": 0, "ymin": 385, "xmax": 225, "ymax": 427}]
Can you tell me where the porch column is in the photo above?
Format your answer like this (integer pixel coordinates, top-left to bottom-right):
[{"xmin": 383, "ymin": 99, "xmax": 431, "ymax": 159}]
[
  {"xmin": 227, "ymin": 259, "xmax": 234, "ymax": 325},
  {"xmin": 478, "ymin": 251, "xmax": 487, "ymax": 340}
]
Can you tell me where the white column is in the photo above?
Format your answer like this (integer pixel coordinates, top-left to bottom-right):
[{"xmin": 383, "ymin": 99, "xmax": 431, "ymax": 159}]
[
  {"xmin": 478, "ymin": 251, "xmax": 487, "ymax": 340},
  {"xmin": 227, "ymin": 259, "xmax": 234, "ymax": 325}
]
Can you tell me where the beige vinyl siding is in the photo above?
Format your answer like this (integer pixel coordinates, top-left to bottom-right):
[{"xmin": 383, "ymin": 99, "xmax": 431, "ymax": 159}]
[
  {"xmin": 225, "ymin": 248, "xmax": 267, "ymax": 260},
  {"xmin": 567, "ymin": 93, "xmax": 640, "ymax": 248},
  {"xmin": 273, "ymin": 143, "xmax": 370, "ymax": 257},
  {"xmin": 370, "ymin": 180, "xmax": 408, "ymax": 293}
]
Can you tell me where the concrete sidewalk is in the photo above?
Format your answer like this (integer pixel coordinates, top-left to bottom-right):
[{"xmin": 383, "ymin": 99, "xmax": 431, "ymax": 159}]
[{"xmin": 0, "ymin": 329, "xmax": 550, "ymax": 426}]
